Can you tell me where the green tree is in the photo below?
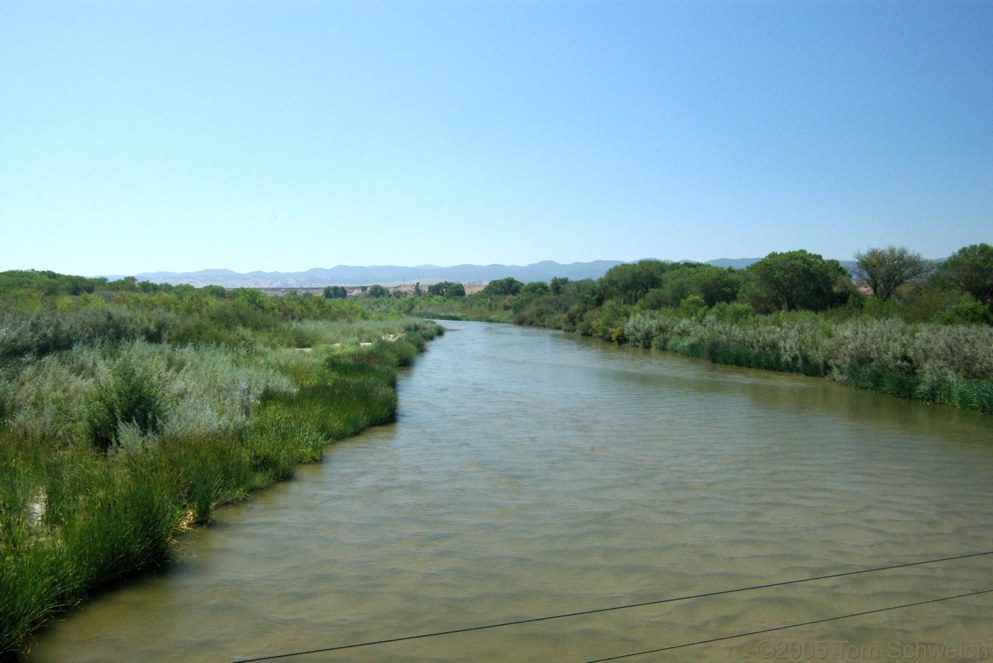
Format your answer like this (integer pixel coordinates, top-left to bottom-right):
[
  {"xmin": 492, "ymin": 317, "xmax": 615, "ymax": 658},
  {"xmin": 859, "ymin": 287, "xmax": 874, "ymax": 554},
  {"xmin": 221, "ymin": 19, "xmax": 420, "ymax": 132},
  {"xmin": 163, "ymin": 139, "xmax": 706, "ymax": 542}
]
[
  {"xmin": 854, "ymin": 246, "xmax": 929, "ymax": 301},
  {"xmin": 366, "ymin": 284, "xmax": 389, "ymax": 298},
  {"xmin": 638, "ymin": 264, "xmax": 742, "ymax": 310},
  {"xmin": 938, "ymin": 243, "xmax": 993, "ymax": 314},
  {"xmin": 600, "ymin": 260, "xmax": 670, "ymax": 305},
  {"xmin": 323, "ymin": 285, "xmax": 347, "ymax": 299},
  {"xmin": 520, "ymin": 281, "xmax": 550, "ymax": 295},
  {"xmin": 744, "ymin": 250, "xmax": 852, "ymax": 312},
  {"xmin": 481, "ymin": 277, "xmax": 523, "ymax": 296},
  {"xmin": 427, "ymin": 281, "xmax": 465, "ymax": 298}
]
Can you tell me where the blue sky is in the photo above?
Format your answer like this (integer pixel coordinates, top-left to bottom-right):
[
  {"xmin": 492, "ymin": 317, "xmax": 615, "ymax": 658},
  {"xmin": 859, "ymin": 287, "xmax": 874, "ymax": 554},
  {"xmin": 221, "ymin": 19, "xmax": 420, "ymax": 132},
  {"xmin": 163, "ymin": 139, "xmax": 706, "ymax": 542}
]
[{"xmin": 2, "ymin": 0, "xmax": 990, "ymax": 276}]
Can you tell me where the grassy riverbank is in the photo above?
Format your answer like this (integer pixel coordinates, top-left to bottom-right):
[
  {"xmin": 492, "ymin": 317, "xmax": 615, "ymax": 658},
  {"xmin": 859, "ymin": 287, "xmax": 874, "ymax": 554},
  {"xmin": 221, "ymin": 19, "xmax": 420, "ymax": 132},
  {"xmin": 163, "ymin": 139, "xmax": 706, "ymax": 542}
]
[
  {"xmin": 357, "ymin": 247, "xmax": 993, "ymax": 414},
  {"xmin": 0, "ymin": 272, "xmax": 442, "ymax": 657},
  {"xmin": 623, "ymin": 311, "xmax": 993, "ymax": 413}
]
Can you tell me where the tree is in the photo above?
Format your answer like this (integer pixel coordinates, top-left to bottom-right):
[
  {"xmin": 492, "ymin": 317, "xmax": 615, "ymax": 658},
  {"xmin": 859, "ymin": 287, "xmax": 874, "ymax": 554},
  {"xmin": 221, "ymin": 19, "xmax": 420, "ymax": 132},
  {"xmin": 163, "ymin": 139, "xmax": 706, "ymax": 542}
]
[
  {"xmin": 427, "ymin": 281, "xmax": 465, "ymax": 298},
  {"xmin": 481, "ymin": 277, "xmax": 523, "ymax": 296},
  {"xmin": 323, "ymin": 285, "xmax": 347, "ymax": 299},
  {"xmin": 366, "ymin": 284, "xmax": 389, "ymax": 298},
  {"xmin": 600, "ymin": 260, "xmax": 670, "ymax": 305},
  {"xmin": 636, "ymin": 263, "xmax": 743, "ymax": 310},
  {"xmin": 744, "ymin": 250, "xmax": 852, "ymax": 312},
  {"xmin": 854, "ymin": 246, "xmax": 929, "ymax": 301},
  {"xmin": 520, "ymin": 281, "xmax": 550, "ymax": 295},
  {"xmin": 938, "ymin": 243, "xmax": 993, "ymax": 313}
]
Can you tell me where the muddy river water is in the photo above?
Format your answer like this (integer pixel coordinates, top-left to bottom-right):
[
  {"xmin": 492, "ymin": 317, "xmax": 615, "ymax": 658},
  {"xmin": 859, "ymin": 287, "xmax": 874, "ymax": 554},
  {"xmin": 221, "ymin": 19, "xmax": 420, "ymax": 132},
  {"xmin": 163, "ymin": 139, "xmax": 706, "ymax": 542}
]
[{"xmin": 27, "ymin": 321, "xmax": 993, "ymax": 662}]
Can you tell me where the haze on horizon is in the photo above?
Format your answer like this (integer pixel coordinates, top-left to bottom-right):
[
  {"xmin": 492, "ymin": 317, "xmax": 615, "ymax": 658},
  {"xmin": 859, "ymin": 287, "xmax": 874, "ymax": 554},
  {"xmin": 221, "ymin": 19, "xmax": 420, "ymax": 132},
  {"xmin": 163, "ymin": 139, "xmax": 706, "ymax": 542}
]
[{"xmin": 2, "ymin": 1, "xmax": 990, "ymax": 278}]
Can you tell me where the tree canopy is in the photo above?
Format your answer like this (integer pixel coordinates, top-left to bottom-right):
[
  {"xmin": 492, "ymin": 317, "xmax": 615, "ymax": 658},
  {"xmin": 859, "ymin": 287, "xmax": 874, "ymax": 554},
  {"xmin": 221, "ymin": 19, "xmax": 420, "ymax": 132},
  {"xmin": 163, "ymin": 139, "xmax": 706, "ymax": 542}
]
[
  {"xmin": 938, "ymin": 243, "xmax": 993, "ymax": 312},
  {"xmin": 366, "ymin": 284, "xmax": 389, "ymax": 298},
  {"xmin": 323, "ymin": 285, "xmax": 348, "ymax": 299},
  {"xmin": 427, "ymin": 281, "xmax": 466, "ymax": 298},
  {"xmin": 745, "ymin": 250, "xmax": 852, "ymax": 312},
  {"xmin": 481, "ymin": 277, "xmax": 523, "ymax": 296},
  {"xmin": 854, "ymin": 246, "xmax": 929, "ymax": 301},
  {"xmin": 600, "ymin": 260, "xmax": 670, "ymax": 305}
]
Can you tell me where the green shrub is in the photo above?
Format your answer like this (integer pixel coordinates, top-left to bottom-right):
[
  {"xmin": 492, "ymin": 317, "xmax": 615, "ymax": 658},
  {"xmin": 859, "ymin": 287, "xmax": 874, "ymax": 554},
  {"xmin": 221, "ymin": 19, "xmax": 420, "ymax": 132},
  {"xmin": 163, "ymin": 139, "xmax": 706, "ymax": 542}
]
[{"xmin": 85, "ymin": 357, "xmax": 165, "ymax": 452}]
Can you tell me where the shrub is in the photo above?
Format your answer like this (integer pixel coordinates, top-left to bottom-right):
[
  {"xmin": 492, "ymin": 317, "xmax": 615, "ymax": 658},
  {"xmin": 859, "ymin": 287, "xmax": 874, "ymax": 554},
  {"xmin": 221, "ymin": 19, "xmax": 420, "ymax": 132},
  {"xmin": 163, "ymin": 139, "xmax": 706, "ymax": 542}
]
[{"xmin": 85, "ymin": 356, "xmax": 165, "ymax": 452}]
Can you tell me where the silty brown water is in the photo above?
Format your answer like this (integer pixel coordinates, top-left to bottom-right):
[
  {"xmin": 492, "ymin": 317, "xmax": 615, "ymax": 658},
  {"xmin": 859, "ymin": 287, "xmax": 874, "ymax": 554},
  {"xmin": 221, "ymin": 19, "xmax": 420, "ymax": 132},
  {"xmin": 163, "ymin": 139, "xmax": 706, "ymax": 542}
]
[{"xmin": 26, "ymin": 321, "xmax": 993, "ymax": 662}]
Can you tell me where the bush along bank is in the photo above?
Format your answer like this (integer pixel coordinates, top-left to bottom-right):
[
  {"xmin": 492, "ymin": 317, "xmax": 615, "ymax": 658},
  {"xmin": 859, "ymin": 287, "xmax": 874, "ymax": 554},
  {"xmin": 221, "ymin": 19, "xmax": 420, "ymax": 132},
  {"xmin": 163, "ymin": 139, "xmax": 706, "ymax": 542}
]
[
  {"xmin": 345, "ymin": 247, "xmax": 993, "ymax": 415},
  {"xmin": 0, "ymin": 275, "xmax": 443, "ymax": 657},
  {"xmin": 623, "ymin": 311, "xmax": 993, "ymax": 414}
]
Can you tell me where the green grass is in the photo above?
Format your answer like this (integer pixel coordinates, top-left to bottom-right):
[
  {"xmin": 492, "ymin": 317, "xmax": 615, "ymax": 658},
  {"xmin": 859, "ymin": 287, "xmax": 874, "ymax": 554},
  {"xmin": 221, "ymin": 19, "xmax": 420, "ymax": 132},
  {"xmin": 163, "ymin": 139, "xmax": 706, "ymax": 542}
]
[
  {"xmin": 0, "ymin": 283, "xmax": 443, "ymax": 657},
  {"xmin": 623, "ymin": 311, "xmax": 993, "ymax": 411}
]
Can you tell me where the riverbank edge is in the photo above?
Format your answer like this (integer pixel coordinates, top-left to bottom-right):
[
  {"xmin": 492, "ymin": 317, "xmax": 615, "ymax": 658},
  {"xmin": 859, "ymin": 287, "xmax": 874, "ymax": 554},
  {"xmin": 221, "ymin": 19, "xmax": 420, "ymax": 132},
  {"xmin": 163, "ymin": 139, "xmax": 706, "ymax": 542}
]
[
  {"xmin": 1, "ymin": 323, "xmax": 444, "ymax": 660},
  {"xmin": 415, "ymin": 307, "xmax": 992, "ymax": 415}
]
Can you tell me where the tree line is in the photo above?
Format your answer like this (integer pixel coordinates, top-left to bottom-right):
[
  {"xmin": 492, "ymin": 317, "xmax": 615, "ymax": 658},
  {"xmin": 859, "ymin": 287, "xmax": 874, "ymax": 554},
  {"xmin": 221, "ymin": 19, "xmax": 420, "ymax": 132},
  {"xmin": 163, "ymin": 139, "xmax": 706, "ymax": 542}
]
[{"xmin": 357, "ymin": 243, "xmax": 993, "ymax": 414}]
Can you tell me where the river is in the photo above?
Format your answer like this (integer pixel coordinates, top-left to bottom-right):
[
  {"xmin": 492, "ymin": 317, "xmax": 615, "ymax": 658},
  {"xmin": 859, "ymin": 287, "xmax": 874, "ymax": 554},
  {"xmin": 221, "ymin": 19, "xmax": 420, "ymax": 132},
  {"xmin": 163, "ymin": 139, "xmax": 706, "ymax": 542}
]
[{"xmin": 26, "ymin": 321, "xmax": 993, "ymax": 662}]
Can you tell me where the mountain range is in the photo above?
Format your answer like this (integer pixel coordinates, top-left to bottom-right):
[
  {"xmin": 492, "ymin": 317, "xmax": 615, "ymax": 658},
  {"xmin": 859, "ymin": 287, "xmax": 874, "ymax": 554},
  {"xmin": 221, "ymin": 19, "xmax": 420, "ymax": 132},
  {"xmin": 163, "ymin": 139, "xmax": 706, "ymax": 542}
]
[{"xmin": 127, "ymin": 258, "xmax": 827, "ymax": 288}]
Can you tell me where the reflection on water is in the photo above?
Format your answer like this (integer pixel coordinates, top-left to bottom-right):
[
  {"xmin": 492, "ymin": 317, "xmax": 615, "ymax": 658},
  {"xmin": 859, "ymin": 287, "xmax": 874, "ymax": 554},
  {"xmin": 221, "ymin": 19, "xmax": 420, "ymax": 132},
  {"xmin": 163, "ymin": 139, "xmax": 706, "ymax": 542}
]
[{"xmin": 27, "ymin": 322, "xmax": 993, "ymax": 662}]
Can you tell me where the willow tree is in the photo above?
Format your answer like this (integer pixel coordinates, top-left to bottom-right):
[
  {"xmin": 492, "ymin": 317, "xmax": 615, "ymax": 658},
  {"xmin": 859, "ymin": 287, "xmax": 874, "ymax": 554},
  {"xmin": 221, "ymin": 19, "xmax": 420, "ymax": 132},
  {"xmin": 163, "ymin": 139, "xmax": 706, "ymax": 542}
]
[{"xmin": 854, "ymin": 246, "xmax": 929, "ymax": 301}]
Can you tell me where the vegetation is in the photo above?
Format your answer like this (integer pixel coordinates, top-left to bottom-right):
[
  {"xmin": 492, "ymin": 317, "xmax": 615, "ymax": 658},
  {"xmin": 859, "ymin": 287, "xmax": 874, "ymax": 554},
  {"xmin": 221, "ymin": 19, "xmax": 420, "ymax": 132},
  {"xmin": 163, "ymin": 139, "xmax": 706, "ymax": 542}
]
[
  {"xmin": 2, "ymin": 241, "xmax": 989, "ymax": 652},
  {"xmin": 427, "ymin": 281, "xmax": 466, "ymax": 298},
  {"xmin": 741, "ymin": 250, "xmax": 853, "ymax": 312},
  {"xmin": 357, "ymin": 243, "xmax": 993, "ymax": 414},
  {"xmin": 323, "ymin": 285, "xmax": 347, "ymax": 299},
  {"xmin": 937, "ymin": 243, "xmax": 993, "ymax": 315},
  {"xmin": 0, "ymin": 273, "xmax": 442, "ymax": 657},
  {"xmin": 854, "ymin": 245, "xmax": 929, "ymax": 301}
]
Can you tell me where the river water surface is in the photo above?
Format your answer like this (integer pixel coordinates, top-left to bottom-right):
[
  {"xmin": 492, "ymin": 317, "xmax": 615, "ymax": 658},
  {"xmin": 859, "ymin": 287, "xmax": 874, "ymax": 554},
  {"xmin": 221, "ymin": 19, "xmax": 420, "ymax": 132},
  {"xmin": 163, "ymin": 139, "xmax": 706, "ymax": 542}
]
[{"xmin": 27, "ymin": 322, "xmax": 993, "ymax": 662}]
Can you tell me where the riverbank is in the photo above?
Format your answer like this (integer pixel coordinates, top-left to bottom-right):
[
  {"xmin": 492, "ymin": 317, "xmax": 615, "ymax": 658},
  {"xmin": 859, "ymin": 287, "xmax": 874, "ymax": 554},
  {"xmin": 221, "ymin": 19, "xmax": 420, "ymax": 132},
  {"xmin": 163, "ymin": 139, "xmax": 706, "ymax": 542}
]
[
  {"xmin": 356, "ymin": 256, "xmax": 993, "ymax": 414},
  {"xmin": 0, "ymin": 274, "xmax": 443, "ymax": 658},
  {"xmin": 622, "ymin": 311, "xmax": 993, "ymax": 414},
  {"xmin": 24, "ymin": 321, "xmax": 993, "ymax": 662}
]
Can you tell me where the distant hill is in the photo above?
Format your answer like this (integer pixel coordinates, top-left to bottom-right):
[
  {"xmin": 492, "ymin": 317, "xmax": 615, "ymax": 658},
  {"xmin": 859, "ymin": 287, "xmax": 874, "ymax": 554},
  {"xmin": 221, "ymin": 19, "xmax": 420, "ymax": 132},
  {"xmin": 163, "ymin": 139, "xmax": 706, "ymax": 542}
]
[
  {"xmin": 123, "ymin": 257, "xmax": 857, "ymax": 288},
  {"xmin": 705, "ymin": 258, "xmax": 761, "ymax": 270},
  {"xmin": 131, "ymin": 260, "xmax": 625, "ymax": 288}
]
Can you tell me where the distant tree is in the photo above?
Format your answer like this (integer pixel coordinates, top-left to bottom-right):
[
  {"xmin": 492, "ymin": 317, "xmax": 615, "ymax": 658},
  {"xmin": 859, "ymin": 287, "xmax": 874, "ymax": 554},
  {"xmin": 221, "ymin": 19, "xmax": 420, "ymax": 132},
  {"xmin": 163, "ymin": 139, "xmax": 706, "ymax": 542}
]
[
  {"xmin": 323, "ymin": 285, "xmax": 347, "ymax": 299},
  {"xmin": 600, "ymin": 260, "xmax": 670, "ymax": 305},
  {"xmin": 854, "ymin": 246, "xmax": 929, "ymax": 301},
  {"xmin": 550, "ymin": 277, "xmax": 569, "ymax": 295},
  {"xmin": 937, "ymin": 243, "xmax": 993, "ymax": 313},
  {"xmin": 695, "ymin": 266, "xmax": 744, "ymax": 306},
  {"xmin": 481, "ymin": 277, "xmax": 523, "ymax": 296},
  {"xmin": 203, "ymin": 285, "xmax": 228, "ymax": 299},
  {"xmin": 637, "ymin": 264, "xmax": 742, "ymax": 310},
  {"xmin": 427, "ymin": 281, "xmax": 465, "ymax": 298},
  {"xmin": 744, "ymin": 250, "xmax": 852, "ymax": 312},
  {"xmin": 414, "ymin": 282, "xmax": 422, "ymax": 297},
  {"xmin": 366, "ymin": 284, "xmax": 389, "ymax": 298},
  {"xmin": 520, "ymin": 281, "xmax": 550, "ymax": 295}
]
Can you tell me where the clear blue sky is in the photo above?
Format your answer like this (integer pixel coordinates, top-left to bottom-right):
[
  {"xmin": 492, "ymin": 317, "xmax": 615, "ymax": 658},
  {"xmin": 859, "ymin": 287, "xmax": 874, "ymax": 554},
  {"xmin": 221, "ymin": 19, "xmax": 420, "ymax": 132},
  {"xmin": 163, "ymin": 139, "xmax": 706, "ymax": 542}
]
[{"xmin": 2, "ymin": 0, "xmax": 990, "ymax": 276}]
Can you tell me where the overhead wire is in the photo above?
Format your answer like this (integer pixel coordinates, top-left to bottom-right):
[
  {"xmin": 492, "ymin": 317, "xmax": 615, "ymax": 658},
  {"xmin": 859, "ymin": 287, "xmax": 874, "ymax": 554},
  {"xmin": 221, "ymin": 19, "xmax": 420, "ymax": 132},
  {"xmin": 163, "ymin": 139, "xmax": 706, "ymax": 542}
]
[
  {"xmin": 585, "ymin": 587, "xmax": 993, "ymax": 662},
  {"xmin": 229, "ymin": 549, "xmax": 993, "ymax": 662}
]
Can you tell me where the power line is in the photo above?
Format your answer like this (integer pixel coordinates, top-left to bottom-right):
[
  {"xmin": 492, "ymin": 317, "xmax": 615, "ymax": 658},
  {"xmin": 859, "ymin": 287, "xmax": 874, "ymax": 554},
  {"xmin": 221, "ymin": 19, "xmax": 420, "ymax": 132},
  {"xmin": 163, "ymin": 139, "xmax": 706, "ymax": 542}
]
[
  {"xmin": 229, "ymin": 550, "xmax": 993, "ymax": 663},
  {"xmin": 585, "ymin": 587, "xmax": 993, "ymax": 662}
]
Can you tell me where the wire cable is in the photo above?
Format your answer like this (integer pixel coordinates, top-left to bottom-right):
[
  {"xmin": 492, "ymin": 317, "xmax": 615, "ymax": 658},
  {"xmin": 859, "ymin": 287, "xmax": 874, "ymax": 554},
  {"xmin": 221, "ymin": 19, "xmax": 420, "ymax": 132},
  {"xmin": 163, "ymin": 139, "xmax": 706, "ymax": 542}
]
[
  {"xmin": 229, "ymin": 549, "xmax": 993, "ymax": 662},
  {"xmin": 585, "ymin": 587, "xmax": 993, "ymax": 662}
]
